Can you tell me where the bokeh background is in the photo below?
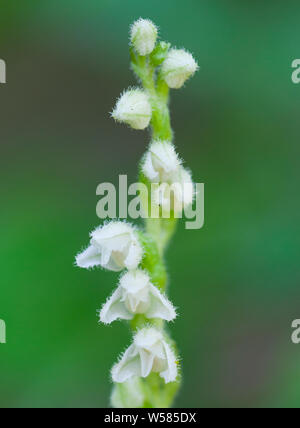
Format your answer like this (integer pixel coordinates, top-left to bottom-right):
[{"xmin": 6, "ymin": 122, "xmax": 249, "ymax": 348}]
[{"xmin": 1, "ymin": 0, "xmax": 300, "ymax": 408}]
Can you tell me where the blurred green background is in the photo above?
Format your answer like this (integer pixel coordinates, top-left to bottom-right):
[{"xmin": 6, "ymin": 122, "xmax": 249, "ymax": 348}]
[{"xmin": 1, "ymin": 0, "xmax": 300, "ymax": 408}]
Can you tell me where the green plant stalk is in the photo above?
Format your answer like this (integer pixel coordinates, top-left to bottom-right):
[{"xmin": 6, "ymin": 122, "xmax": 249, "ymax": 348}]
[
  {"xmin": 129, "ymin": 50, "xmax": 181, "ymax": 408},
  {"xmin": 132, "ymin": 51, "xmax": 178, "ymax": 253}
]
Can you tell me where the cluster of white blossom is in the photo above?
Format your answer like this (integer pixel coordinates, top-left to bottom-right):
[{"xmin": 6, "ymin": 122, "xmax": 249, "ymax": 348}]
[
  {"xmin": 111, "ymin": 19, "xmax": 198, "ymax": 214},
  {"xmin": 76, "ymin": 18, "xmax": 199, "ymax": 406},
  {"xmin": 76, "ymin": 221, "xmax": 178, "ymax": 383}
]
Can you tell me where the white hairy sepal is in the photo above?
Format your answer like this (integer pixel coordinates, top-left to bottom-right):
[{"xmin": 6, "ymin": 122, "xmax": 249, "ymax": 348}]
[
  {"xmin": 112, "ymin": 327, "xmax": 178, "ymax": 384},
  {"xmin": 75, "ymin": 221, "xmax": 143, "ymax": 271},
  {"xmin": 142, "ymin": 140, "xmax": 181, "ymax": 182},
  {"xmin": 131, "ymin": 18, "xmax": 158, "ymax": 56},
  {"xmin": 161, "ymin": 48, "xmax": 199, "ymax": 89},
  {"xmin": 111, "ymin": 377, "xmax": 145, "ymax": 408},
  {"xmin": 111, "ymin": 88, "xmax": 152, "ymax": 130},
  {"xmin": 100, "ymin": 270, "xmax": 176, "ymax": 324}
]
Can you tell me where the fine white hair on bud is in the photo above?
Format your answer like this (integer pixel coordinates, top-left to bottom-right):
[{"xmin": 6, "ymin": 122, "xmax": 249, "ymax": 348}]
[
  {"xmin": 100, "ymin": 269, "xmax": 176, "ymax": 324},
  {"xmin": 161, "ymin": 48, "xmax": 199, "ymax": 89},
  {"xmin": 130, "ymin": 18, "xmax": 158, "ymax": 56},
  {"xmin": 142, "ymin": 140, "xmax": 182, "ymax": 182},
  {"xmin": 111, "ymin": 88, "xmax": 152, "ymax": 130},
  {"xmin": 112, "ymin": 327, "xmax": 178, "ymax": 384},
  {"xmin": 75, "ymin": 221, "xmax": 143, "ymax": 272}
]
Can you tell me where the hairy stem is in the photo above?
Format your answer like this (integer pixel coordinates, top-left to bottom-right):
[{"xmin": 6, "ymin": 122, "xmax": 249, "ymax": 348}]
[{"xmin": 129, "ymin": 50, "xmax": 181, "ymax": 408}]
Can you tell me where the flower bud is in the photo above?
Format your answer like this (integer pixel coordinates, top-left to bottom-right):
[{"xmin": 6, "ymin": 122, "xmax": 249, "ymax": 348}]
[
  {"xmin": 142, "ymin": 140, "xmax": 181, "ymax": 182},
  {"xmin": 111, "ymin": 89, "xmax": 152, "ymax": 130},
  {"xmin": 112, "ymin": 327, "xmax": 178, "ymax": 384},
  {"xmin": 161, "ymin": 48, "xmax": 198, "ymax": 89},
  {"xmin": 131, "ymin": 18, "xmax": 158, "ymax": 56}
]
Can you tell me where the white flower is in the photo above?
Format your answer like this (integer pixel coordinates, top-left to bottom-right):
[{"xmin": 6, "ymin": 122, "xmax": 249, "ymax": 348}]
[
  {"xmin": 111, "ymin": 89, "xmax": 152, "ymax": 130},
  {"xmin": 100, "ymin": 270, "xmax": 176, "ymax": 324},
  {"xmin": 142, "ymin": 140, "xmax": 194, "ymax": 212},
  {"xmin": 112, "ymin": 327, "xmax": 178, "ymax": 384},
  {"xmin": 142, "ymin": 140, "xmax": 181, "ymax": 182},
  {"xmin": 161, "ymin": 48, "xmax": 198, "ymax": 89},
  {"xmin": 131, "ymin": 18, "xmax": 158, "ymax": 56},
  {"xmin": 76, "ymin": 222, "xmax": 143, "ymax": 271}
]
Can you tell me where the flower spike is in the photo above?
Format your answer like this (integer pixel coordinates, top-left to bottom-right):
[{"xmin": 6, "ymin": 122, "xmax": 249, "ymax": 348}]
[{"xmin": 76, "ymin": 18, "xmax": 199, "ymax": 409}]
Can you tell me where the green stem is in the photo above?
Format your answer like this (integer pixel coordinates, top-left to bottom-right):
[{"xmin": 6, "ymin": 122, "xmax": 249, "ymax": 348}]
[
  {"xmin": 133, "ymin": 55, "xmax": 173, "ymax": 141},
  {"xmin": 128, "ymin": 50, "xmax": 180, "ymax": 409},
  {"xmin": 146, "ymin": 216, "xmax": 178, "ymax": 256}
]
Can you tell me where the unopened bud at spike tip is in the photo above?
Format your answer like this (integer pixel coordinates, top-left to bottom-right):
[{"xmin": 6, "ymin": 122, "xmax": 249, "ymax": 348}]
[{"xmin": 131, "ymin": 18, "xmax": 158, "ymax": 56}]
